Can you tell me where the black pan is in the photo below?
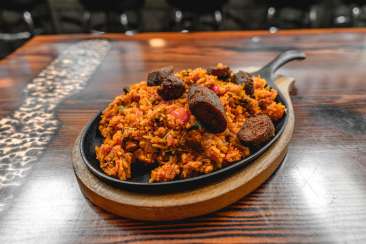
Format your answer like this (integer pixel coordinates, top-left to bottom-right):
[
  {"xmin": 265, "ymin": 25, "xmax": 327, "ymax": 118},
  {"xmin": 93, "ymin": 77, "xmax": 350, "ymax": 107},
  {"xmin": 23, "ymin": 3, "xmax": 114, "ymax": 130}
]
[{"xmin": 80, "ymin": 50, "xmax": 306, "ymax": 192}]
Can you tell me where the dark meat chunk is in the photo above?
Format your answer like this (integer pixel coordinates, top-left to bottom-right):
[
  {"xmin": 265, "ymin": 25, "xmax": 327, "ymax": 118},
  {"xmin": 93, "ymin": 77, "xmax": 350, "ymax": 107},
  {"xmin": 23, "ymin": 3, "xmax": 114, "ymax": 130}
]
[
  {"xmin": 237, "ymin": 114, "xmax": 275, "ymax": 148},
  {"xmin": 244, "ymin": 79, "xmax": 254, "ymax": 97},
  {"xmin": 122, "ymin": 86, "xmax": 130, "ymax": 94},
  {"xmin": 147, "ymin": 66, "xmax": 174, "ymax": 86},
  {"xmin": 157, "ymin": 74, "xmax": 185, "ymax": 100},
  {"xmin": 231, "ymin": 71, "xmax": 251, "ymax": 84},
  {"xmin": 207, "ymin": 64, "xmax": 231, "ymax": 81},
  {"xmin": 231, "ymin": 71, "xmax": 255, "ymax": 97},
  {"xmin": 188, "ymin": 85, "xmax": 227, "ymax": 133}
]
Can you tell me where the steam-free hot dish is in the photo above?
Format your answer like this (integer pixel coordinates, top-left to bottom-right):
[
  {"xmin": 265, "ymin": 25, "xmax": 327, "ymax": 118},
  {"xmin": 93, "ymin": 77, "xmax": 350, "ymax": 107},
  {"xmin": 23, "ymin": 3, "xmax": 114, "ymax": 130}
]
[{"xmin": 96, "ymin": 64, "xmax": 285, "ymax": 183}]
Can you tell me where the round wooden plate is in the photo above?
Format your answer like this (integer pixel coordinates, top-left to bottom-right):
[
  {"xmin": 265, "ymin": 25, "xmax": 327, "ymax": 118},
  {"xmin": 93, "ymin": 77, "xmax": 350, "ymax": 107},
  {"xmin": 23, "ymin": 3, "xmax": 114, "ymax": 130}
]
[{"xmin": 72, "ymin": 75, "xmax": 295, "ymax": 221}]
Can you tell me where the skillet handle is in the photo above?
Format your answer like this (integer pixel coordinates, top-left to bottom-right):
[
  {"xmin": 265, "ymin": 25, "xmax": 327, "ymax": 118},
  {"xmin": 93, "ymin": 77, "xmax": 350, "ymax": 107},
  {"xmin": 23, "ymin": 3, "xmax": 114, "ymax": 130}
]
[
  {"xmin": 253, "ymin": 50, "xmax": 306, "ymax": 82},
  {"xmin": 266, "ymin": 50, "xmax": 306, "ymax": 75}
]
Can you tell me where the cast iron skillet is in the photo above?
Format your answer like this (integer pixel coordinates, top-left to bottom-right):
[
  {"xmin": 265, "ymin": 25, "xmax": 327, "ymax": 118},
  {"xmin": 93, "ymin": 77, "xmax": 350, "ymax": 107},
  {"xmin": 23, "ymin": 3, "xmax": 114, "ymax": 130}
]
[{"xmin": 80, "ymin": 50, "xmax": 306, "ymax": 192}]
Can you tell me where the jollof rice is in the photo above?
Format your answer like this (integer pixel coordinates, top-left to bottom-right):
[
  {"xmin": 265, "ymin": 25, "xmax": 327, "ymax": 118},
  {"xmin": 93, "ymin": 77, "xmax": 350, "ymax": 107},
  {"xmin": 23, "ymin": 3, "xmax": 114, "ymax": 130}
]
[{"xmin": 96, "ymin": 65, "xmax": 285, "ymax": 182}]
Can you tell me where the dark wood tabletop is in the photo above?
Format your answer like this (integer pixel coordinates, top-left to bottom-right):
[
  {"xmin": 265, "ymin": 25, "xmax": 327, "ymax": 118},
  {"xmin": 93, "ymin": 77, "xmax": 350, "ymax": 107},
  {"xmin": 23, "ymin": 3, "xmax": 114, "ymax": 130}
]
[{"xmin": 0, "ymin": 29, "xmax": 366, "ymax": 243}]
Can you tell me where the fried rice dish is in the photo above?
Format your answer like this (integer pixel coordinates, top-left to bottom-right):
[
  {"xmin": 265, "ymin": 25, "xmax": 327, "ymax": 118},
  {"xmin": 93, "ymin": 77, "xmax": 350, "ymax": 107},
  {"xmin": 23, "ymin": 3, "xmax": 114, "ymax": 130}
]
[{"xmin": 96, "ymin": 64, "xmax": 286, "ymax": 183}]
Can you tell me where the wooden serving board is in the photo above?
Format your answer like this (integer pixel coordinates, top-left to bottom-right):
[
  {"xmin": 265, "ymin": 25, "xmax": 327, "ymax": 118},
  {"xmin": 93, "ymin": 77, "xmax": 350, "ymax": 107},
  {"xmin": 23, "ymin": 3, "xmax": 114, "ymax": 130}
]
[{"xmin": 72, "ymin": 75, "xmax": 295, "ymax": 221}]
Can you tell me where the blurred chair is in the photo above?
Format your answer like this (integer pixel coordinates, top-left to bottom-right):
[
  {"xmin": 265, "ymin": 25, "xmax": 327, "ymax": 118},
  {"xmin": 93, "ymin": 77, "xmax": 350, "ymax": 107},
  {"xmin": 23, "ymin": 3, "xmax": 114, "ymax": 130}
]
[
  {"xmin": 78, "ymin": 0, "xmax": 145, "ymax": 33},
  {"xmin": 0, "ymin": 0, "xmax": 45, "ymax": 35},
  {"xmin": 0, "ymin": 0, "xmax": 47, "ymax": 59},
  {"xmin": 341, "ymin": 0, "xmax": 366, "ymax": 26},
  {"xmin": 0, "ymin": 0, "xmax": 58, "ymax": 44},
  {"xmin": 0, "ymin": 0, "xmax": 58, "ymax": 35},
  {"xmin": 166, "ymin": 0, "xmax": 228, "ymax": 31},
  {"xmin": 262, "ymin": 0, "xmax": 321, "ymax": 28},
  {"xmin": 0, "ymin": 0, "xmax": 56, "ymax": 57}
]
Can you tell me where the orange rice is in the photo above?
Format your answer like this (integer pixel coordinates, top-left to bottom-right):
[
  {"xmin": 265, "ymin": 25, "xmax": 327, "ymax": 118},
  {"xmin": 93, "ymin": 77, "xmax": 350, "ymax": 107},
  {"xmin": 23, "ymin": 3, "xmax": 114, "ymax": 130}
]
[{"xmin": 96, "ymin": 65, "xmax": 285, "ymax": 182}]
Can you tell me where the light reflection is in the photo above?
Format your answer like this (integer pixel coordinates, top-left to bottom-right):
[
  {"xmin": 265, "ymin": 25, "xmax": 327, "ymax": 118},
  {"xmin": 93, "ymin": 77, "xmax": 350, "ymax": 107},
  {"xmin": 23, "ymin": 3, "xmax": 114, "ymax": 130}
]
[
  {"xmin": 2, "ymin": 174, "xmax": 81, "ymax": 238},
  {"xmin": 292, "ymin": 151, "xmax": 366, "ymax": 211},
  {"xmin": 290, "ymin": 156, "xmax": 338, "ymax": 241},
  {"xmin": 289, "ymin": 151, "xmax": 366, "ymax": 242},
  {"xmin": 292, "ymin": 164, "xmax": 329, "ymax": 210},
  {"xmin": 148, "ymin": 38, "xmax": 167, "ymax": 48},
  {"xmin": 27, "ymin": 175, "xmax": 78, "ymax": 217}
]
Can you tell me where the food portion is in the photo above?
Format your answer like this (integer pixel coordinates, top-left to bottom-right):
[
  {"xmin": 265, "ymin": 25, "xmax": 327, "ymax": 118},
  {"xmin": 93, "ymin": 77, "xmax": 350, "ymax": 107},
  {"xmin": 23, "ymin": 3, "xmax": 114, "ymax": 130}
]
[
  {"xmin": 188, "ymin": 85, "xmax": 227, "ymax": 133},
  {"xmin": 96, "ymin": 64, "xmax": 286, "ymax": 183},
  {"xmin": 237, "ymin": 114, "xmax": 275, "ymax": 147},
  {"xmin": 157, "ymin": 74, "xmax": 185, "ymax": 100},
  {"xmin": 147, "ymin": 66, "xmax": 174, "ymax": 86},
  {"xmin": 207, "ymin": 63, "xmax": 231, "ymax": 81}
]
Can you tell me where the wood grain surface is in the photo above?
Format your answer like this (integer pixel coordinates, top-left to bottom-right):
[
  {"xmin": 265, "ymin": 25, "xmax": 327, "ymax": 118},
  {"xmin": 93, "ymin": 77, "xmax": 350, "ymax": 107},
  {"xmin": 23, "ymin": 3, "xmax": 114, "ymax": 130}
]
[{"xmin": 0, "ymin": 29, "xmax": 366, "ymax": 243}]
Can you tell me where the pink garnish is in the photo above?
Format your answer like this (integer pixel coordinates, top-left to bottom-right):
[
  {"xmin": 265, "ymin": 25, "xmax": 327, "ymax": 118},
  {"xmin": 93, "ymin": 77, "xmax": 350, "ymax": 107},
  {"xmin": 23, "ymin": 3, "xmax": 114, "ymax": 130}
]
[
  {"xmin": 170, "ymin": 107, "xmax": 190, "ymax": 124},
  {"xmin": 210, "ymin": 85, "xmax": 220, "ymax": 94}
]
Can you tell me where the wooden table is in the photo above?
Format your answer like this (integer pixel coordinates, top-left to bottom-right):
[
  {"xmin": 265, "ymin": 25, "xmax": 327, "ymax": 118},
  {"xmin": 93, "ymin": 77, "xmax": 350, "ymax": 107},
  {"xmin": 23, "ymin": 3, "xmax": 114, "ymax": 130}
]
[{"xmin": 0, "ymin": 29, "xmax": 365, "ymax": 243}]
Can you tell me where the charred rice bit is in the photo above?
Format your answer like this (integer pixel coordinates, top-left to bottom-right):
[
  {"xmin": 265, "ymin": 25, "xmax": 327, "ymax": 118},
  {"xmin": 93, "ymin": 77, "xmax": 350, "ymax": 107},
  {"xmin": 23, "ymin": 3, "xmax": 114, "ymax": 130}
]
[
  {"xmin": 180, "ymin": 153, "xmax": 214, "ymax": 178},
  {"xmin": 96, "ymin": 143, "xmax": 133, "ymax": 181},
  {"xmin": 96, "ymin": 65, "xmax": 286, "ymax": 182},
  {"xmin": 225, "ymin": 144, "xmax": 248, "ymax": 163},
  {"xmin": 150, "ymin": 162, "xmax": 180, "ymax": 182}
]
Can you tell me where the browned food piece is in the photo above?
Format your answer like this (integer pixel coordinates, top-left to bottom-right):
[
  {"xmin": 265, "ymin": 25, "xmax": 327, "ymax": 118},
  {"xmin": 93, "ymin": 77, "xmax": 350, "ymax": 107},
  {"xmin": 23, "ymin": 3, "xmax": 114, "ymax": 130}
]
[
  {"xmin": 185, "ymin": 130, "xmax": 204, "ymax": 152},
  {"xmin": 125, "ymin": 140, "xmax": 138, "ymax": 152},
  {"xmin": 185, "ymin": 139, "xmax": 203, "ymax": 152},
  {"xmin": 259, "ymin": 100, "xmax": 267, "ymax": 110},
  {"xmin": 237, "ymin": 114, "xmax": 275, "ymax": 147},
  {"xmin": 231, "ymin": 71, "xmax": 254, "ymax": 96},
  {"xmin": 244, "ymin": 78, "xmax": 254, "ymax": 97},
  {"xmin": 207, "ymin": 64, "xmax": 231, "ymax": 81},
  {"xmin": 122, "ymin": 86, "xmax": 130, "ymax": 94},
  {"xmin": 157, "ymin": 74, "xmax": 185, "ymax": 100},
  {"xmin": 238, "ymin": 98, "xmax": 255, "ymax": 115},
  {"xmin": 188, "ymin": 85, "xmax": 227, "ymax": 133},
  {"xmin": 231, "ymin": 70, "xmax": 251, "ymax": 84},
  {"xmin": 147, "ymin": 66, "xmax": 174, "ymax": 86}
]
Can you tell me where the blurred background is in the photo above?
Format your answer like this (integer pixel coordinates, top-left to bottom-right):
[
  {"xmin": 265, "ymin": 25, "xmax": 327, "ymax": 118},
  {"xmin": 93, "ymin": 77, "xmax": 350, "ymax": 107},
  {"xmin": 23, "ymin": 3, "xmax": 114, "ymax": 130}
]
[{"xmin": 0, "ymin": 0, "xmax": 365, "ymax": 58}]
